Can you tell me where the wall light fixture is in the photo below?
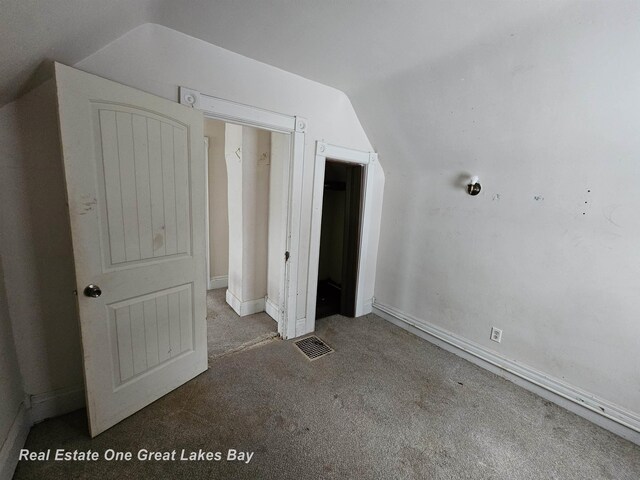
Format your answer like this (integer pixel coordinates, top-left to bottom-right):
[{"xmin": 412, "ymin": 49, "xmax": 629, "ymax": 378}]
[{"xmin": 467, "ymin": 176, "xmax": 481, "ymax": 196}]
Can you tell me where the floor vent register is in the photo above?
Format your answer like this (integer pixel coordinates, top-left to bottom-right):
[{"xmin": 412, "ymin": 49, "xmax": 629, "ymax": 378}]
[{"xmin": 294, "ymin": 336, "xmax": 334, "ymax": 361}]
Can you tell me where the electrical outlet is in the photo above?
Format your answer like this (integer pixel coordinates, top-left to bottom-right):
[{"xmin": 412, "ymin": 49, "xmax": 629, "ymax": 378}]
[{"xmin": 490, "ymin": 327, "xmax": 503, "ymax": 343}]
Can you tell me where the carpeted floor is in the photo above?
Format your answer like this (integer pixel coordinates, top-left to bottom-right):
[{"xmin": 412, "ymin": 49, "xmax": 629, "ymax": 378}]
[
  {"xmin": 207, "ymin": 288, "xmax": 278, "ymax": 359},
  {"xmin": 13, "ymin": 312, "xmax": 640, "ymax": 479}
]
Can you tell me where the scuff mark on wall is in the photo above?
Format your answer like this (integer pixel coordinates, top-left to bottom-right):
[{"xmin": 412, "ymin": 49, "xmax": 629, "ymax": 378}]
[{"xmin": 603, "ymin": 204, "xmax": 622, "ymax": 228}]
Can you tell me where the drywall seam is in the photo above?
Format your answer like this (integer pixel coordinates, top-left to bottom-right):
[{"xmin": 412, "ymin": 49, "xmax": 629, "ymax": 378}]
[
  {"xmin": 0, "ymin": 404, "xmax": 30, "ymax": 480},
  {"xmin": 373, "ymin": 301, "xmax": 640, "ymax": 445}
]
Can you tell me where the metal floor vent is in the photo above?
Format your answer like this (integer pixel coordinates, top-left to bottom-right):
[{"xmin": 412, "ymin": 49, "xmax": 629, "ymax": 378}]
[{"xmin": 294, "ymin": 336, "xmax": 334, "ymax": 361}]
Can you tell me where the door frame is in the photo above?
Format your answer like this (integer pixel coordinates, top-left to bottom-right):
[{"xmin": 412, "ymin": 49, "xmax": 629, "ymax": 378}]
[
  {"xmin": 306, "ymin": 142, "xmax": 378, "ymax": 333},
  {"xmin": 179, "ymin": 87, "xmax": 306, "ymax": 340},
  {"xmin": 203, "ymin": 137, "xmax": 211, "ymax": 290}
]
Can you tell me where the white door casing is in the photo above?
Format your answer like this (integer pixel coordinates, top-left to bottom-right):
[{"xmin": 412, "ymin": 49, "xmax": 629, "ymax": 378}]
[
  {"xmin": 179, "ymin": 87, "xmax": 306, "ymax": 339},
  {"xmin": 204, "ymin": 136, "xmax": 211, "ymax": 290},
  {"xmin": 306, "ymin": 142, "xmax": 378, "ymax": 334},
  {"xmin": 55, "ymin": 63, "xmax": 207, "ymax": 436}
]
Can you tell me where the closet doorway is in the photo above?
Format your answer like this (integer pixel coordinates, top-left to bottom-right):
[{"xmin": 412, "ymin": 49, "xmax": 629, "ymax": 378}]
[{"xmin": 316, "ymin": 161, "xmax": 364, "ymax": 319}]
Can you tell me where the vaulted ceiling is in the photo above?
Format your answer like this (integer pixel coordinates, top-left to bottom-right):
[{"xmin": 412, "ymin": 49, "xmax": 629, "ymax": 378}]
[
  {"xmin": 1, "ymin": 0, "xmax": 567, "ymax": 108},
  {"xmin": 0, "ymin": 0, "xmax": 152, "ymax": 106}
]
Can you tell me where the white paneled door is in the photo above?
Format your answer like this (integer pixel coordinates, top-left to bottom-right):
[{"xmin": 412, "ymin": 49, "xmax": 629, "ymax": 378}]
[{"xmin": 55, "ymin": 63, "xmax": 207, "ymax": 436}]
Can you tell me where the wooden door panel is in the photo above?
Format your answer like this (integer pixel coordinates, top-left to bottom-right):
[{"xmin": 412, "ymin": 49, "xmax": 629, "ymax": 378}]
[
  {"xmin": 92, "ymin": 104, "xmax": 192, "ymax": 269},
  {"xmin": 108, "ymin": 284, "xmax": 194, "ymax": 386},
  {"xmin": 55, "ymin": 63, "xmax": 206, "ymax": 436}
]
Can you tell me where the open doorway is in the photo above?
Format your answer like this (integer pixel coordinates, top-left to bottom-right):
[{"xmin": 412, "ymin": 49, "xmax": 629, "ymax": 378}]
[
  {"xmin": 305, "ymin": 142, "xmax": 380, "ymax": 335},
  {"xmin": 204, "ymin": 117, "xmax": 289, "ymax": 357},
  {"xmin": 316, "ymin": 160, "xmax": 364, "ymax": 319}
]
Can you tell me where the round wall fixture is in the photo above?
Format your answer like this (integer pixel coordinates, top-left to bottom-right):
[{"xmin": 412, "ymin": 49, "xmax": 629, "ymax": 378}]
[{"xmin": 467, "ymin": 176, "xmax": 481, "ymax": 196}]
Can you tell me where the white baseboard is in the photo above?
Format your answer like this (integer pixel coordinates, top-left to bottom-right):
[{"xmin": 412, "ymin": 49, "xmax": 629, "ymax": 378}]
[
  {"xmin": 373, "ymin": 301, "xmax": 640, "ymax": 445},
  {"xmin": 29, "ymin": 385, "xmax": 85, "ymax": 424},
  {"xmin": 265, "ymin": 297, "xmax": 280, "ymax": 322},
  {"xmin": 225, "ymin": 290, "xmax": 265, "ymax": 316},
  {"xmin": 0, "ymin": 404, "xmax": 30, "ymax": 480},
  {"xmin": 208, "ymin": 275, "xmax": 228, "ymax": 290},
  {"xmin": 0, "ymin": 385, "xmax": 86, "ymax": 479}
]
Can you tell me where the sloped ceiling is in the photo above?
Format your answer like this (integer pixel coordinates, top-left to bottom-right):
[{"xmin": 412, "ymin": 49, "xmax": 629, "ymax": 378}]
[
  {"xmin": 1, "ymin": 0, "xmax": 567, "ymax": 108},
  {"xmin": 155, "ymin": 0, "xmax": 566, "ymax": 96},
  {"xmin": 0, "ymin": 0, "xmax": 153, "ymax": 106}
]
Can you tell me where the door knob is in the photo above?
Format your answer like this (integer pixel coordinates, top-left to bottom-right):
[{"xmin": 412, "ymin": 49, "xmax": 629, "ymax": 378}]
[{"xmin": 83, "ymin": 284, "xmax": 102, "ymax": 298}]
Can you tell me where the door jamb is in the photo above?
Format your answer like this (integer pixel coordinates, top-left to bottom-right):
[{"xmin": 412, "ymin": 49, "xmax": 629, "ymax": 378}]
[
  {"xmin": 179, "ymin": 87, "xmax": 306, "ymax": 340},
  {"xmin": 204, "ymin": 136, "xmax": 211, "ymax": 290},
  {"xmin": 306, "ymin": 142, "xmax": 378, "ymax": 334}
]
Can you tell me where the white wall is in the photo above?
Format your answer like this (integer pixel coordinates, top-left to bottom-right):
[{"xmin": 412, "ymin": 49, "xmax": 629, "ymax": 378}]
[
  {"xmin": 225, "ymin": 124, "xmax": 271, "ymax": 313},
  {"xmin": 357, "ymin": 2, "xmax": 640, "ymax": 417},
  {"xmin": 225, "ymin": 124, "xmax": 244, "ymax": 300},
  {"xmin": 241, "ymin": 127, "xmax": 271, "ymax": 302},
  {"xmin": 0, "ymin": 80, "xmax": 84, "ymax": 401},
  {"xmin": 204, "ymin": 118, "xmax": 229, "ymax": 282},
  {"xmin": 0, "ymin": 257, "xmax": 27, "ymax": 480},
  {"xmin": 0, "ymin": 22, "xmax": 382, "ymax": 420},
  {"xmin": 0, "ymin": 78, "xmax": 83, "ymax": 477}
]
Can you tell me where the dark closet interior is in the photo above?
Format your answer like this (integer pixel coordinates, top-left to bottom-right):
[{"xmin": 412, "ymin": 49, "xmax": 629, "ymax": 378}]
[{"xmin": 316, "ymin": 160, "xmax": 363, "ymax": 319}]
